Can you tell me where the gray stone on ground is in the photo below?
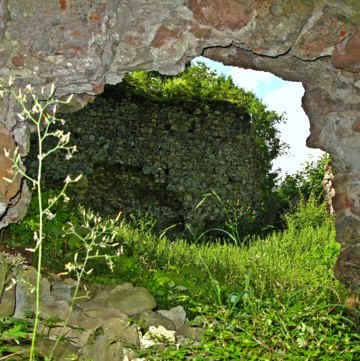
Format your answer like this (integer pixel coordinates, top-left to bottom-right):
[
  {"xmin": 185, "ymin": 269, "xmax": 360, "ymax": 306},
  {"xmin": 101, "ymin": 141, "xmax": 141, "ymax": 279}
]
[
  {"xmin": 157, "ymin": 305, "xmax": 186, "ymax": 330},
  {"xmin": 0, "ymin": 285, "xmax": 15, "ymax": 317},
  {"xmin": 177, "ymin": 323, "xmax": 205, "ymax": 341},
  {"xmin": 107, "ymin": 285, "xmax": 157, "ymax": 315},
  {"xmin": 40, "ymin": 300, "xmax": 70, "ymax": 320},
  {"xmin": 14, "ymin": 266, "xmax": 52, "ymax": 318},
  {"xmin": 141, "ymin": 325, "xmax": 176, "ymax": 349},
  {"xmin": 51, "ymin": 278, "xmax": 77, "ymax": 301},
  {"xmin": 76, "ymin": 307, "xmax": 129, "ymax": 329},
  {"xmin": 0, "ymin": 254, "xmax": 8, "ymax": 294},
  {"xmin": 0, "ymin": 262, "xmax": 202, "ymax": 360},
  {"xmin": 14, "ymin": 267, "xmax": 39, "ymax": 318},
  {"xmin": 81, "ymin": 317, "xmax": 140, "ymax": 361},
  {"xmin": 133, "ymin": 310, "xmax": 176, "ymax": 331},
  {"xmin": 36, "ymin": 337, "xmax": 80, "ymax": 361}
]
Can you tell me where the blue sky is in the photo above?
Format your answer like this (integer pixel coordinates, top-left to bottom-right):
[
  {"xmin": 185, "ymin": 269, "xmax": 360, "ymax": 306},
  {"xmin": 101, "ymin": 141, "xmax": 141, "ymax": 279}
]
[{"xmin": 192, "ymin": 56, "xmax": 324, "ymax": 176}]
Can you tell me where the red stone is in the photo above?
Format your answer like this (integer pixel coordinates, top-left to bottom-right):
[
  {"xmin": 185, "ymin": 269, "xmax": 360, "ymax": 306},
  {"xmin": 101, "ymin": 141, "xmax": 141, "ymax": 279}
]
[
  {"xmin": 0, "ymin": 128, "xmax": 21, "ymax": 203},
  {"xmin": 352, "ymin": 119, "xmax": 360, "ymax": 133},
  {"xmin": 89, "ymin": 12, "xmax": 100, "ymax": 22},
  {"xmin": 92, "ymin": 82, "xmax": 104, "ymax": 95},
  {"xmin": 59, "ymin": 0, "xmax": 66, "ymax": 11},
  {"xmin": 333, "ymin": 192, "xmax": 353, "ymax": 212},
  {"xmin": 123, "ymin": 33, "xmax": 142, "ymax": 47},
  {"xmin": 190, "ymin": 24, "xmax": 211, "ymax": 40},
  {"xmin": 295, "ymin": 10, "xmax": 351, "ymax": 60},
  {"xmin": 151, "ymin": 25, "xmax": 178, "ymax": 48},
  {"xmin": 332, "ymin": 31, "xmax": 360, "ymax": 72},
  {"xmin": 11, "ymin": 55, "xmax": 24, "ymax": 67},
  {"xmin": 186, "ymin": 0, "xmax": 253, "ymax": 32}
]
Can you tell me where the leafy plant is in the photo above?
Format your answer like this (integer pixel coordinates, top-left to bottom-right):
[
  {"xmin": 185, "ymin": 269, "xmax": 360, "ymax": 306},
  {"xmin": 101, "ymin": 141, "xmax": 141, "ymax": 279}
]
[
  {"xmin": 135, "ymin": 200, "xmax": 357, "ymax": 361},
  {"xmin": 191, "ymin": 190, "xmax": 262, "ymax": 244},
  {"xmin": 4, "ymin": 170, "xmax": 359, "ymax": 360},
  {"xmin": 284, "ymin": 193, "xmax": 331, "ymax": 231},
  {"xmin": 1, "ymin": 70, "xmax": 357, "ymax": 361},
  {"xmin": 6, "ymin": 189, "xmax": 83, "ymax": 265},
  {"xmin": 48, "ymin": 207, "xmax": 121, "ymax": 359},
  {"xmin": 0, "ymin": 80, "xmax": 79, "ymax": 361},
  {"xmin": 275, "ymin": 155, "xmax": 331, "ymax": 212},
  {"xmin": 0, "ymin": 317, "xmax": 32, "ymax": 359}
]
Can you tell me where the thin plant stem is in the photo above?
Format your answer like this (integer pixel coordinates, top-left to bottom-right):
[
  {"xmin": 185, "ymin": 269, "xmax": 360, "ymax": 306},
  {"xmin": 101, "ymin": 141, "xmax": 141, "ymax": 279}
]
[
  {"xmin": 29, "ymin": 115, "xmax": 45, "ymax": 361},
  {"xmin": 0, "ymin": 83, "xmax": 75, "ymax": 361},
  {"xmin": 49, "ymin": 246, "xmax": 91, "ymax": 359}
]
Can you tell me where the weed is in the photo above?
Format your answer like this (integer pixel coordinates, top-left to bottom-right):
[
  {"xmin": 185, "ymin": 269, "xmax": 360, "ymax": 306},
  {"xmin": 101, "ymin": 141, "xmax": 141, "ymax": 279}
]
[{"xmin": 0, "ymin": 81, "xmax": 119, "ymax": 361}]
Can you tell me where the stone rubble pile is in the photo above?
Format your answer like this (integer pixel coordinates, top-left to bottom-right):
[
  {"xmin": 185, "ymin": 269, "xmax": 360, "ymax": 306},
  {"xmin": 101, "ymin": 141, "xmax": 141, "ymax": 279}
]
[
  {"xmin": 0, "ymin": 0, "xmax": 360, "ymax": 292},
  {"xmin": 0, "ymin": 254, "xmax": 204, "ymax": 361}
]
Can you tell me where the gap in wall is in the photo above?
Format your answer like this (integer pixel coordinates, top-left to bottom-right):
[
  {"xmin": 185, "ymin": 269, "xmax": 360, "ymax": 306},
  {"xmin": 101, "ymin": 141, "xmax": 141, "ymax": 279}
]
[{"xmin": 192, "ymin": 56, "xmax": 324, "ymax": 178}]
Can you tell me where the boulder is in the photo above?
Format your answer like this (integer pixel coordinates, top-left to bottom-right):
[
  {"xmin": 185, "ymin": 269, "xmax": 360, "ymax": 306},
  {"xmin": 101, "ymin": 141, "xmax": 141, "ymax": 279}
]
[
  {"xmin": 51, "ymin": 278, "xmax": 77, "ymax": 302},
  {"xmin": 107, "ymin": 285, "xmax": 157, "ymax": 316},
  {"xmin": 40, "ymin": 300, "xmax": 70, "ymax": 320},
  {"xmin": 157, "ymin": 305, "xmax": 187, "ymax": 330},
  {"xmin": 0, "ymin": 258, "xmax": 203, "ymax": 359},
  {"xmin": 36, "ymin": 337, "xmax": 80, "ymax": 361},
  {"xmin": 0, "ymin": 284, "xmax": 15, "ymax": 317},
  {"xmin": 141, "ymin": 325, "xmax": 176, "ymax": 349},
  {"xmin": 177, "ymin": 323, "xmax": 205, "ymax": 342},
  {"xmin": 81, "ymin": 317, "xmax": 140, "ymax": 361},
  {"xmin": 133, "ymin": 310, "xmax": 176, "ymax": 331}
]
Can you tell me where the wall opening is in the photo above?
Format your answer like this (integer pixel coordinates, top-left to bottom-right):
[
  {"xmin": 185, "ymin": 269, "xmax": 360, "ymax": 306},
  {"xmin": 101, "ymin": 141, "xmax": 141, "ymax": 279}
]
[{"xmin": 192, "ymin": 56, "xmax": 325, "ymax": 178}]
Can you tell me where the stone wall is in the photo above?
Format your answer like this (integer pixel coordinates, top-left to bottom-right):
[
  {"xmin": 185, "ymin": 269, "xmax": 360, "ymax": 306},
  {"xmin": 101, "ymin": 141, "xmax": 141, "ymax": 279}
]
[
  {"xmin": 26, "ymin": 83, "xmax": 268, "ymax": 235},
  {"xmin": 0, "ymin": 0, "xmax": 360, "ymax": 291}
]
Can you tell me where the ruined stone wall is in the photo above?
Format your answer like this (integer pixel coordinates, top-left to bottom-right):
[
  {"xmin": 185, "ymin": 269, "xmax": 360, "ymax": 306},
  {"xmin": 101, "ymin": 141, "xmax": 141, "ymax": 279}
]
[
  {"xmin": 0, "ymin": 0, "xmax": 360, "ymax": 290},
  {"xmin": 26, "ymin": 85, "xmax": 268, "ymax": 235}
]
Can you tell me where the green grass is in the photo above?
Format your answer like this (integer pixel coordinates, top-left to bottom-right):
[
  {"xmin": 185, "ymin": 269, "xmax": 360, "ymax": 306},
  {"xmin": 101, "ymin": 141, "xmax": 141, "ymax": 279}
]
[{"xmin": 3, "ymin": 194, "xmax": 360, "ymax": 360}]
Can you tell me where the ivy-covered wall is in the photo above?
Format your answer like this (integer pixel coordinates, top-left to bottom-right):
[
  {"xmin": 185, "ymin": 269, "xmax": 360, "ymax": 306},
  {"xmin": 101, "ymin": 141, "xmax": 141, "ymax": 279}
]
[{"xmin": 26, "ymin": 68, "xmax": 281, "ymax": 236}]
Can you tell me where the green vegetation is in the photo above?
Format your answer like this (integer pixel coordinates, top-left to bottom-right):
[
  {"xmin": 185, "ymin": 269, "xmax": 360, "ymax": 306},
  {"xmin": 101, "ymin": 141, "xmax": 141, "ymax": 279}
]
[
  {"xmin": 270, "ymin": 154, "xmax": 331, "ymax": 230},
  {"xmin": 0, "ymin": 81, "xmax": 116, "ymax": 360},
  {"xmin": 276, "ymin": 155, "xmax": 331, "ymax": 208},
  {"xmin": 2, "ymin": 189, "xmax": 360, "ymax": 360}
]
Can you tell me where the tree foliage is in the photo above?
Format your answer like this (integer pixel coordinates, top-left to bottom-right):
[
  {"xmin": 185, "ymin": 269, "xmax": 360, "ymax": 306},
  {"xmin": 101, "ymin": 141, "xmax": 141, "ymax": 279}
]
[
  {"xmin": 277, "ymin": 154, "xmax": 330, "ymax": 203},
  {"xmin": 272, "ymin": 154, "xmax": 331, "ymax": 229}
]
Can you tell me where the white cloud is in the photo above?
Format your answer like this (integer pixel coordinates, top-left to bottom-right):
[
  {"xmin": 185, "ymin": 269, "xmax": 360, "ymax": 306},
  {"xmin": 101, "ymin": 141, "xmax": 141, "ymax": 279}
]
[{"xmin": 229, "ymin": 67, "xmax": 274, "ymax": 93}]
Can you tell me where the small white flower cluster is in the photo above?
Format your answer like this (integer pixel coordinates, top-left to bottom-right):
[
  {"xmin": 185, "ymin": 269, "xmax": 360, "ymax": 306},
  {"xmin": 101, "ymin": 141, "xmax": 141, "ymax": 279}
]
[
  {"xmin": 64, "ymin": 174, "xmax": 82, "ymax": 184},
  {"xmin": 53, "ymin": 129, "xmax": 71, "ymax": 144}
]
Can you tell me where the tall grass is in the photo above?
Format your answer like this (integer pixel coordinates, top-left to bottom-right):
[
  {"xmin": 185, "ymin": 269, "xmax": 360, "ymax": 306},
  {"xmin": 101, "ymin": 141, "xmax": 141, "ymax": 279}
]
[
  {"xmin": 103, "ymin": 196, "xmax": 339, "ymax": 300},
  {"xmin": 113, "ymin": 199, "xmax": 358, "ymax": 360},
  {"xmin": 4, "ymin": 192, "xmax": 360, "ymax": 360}
]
